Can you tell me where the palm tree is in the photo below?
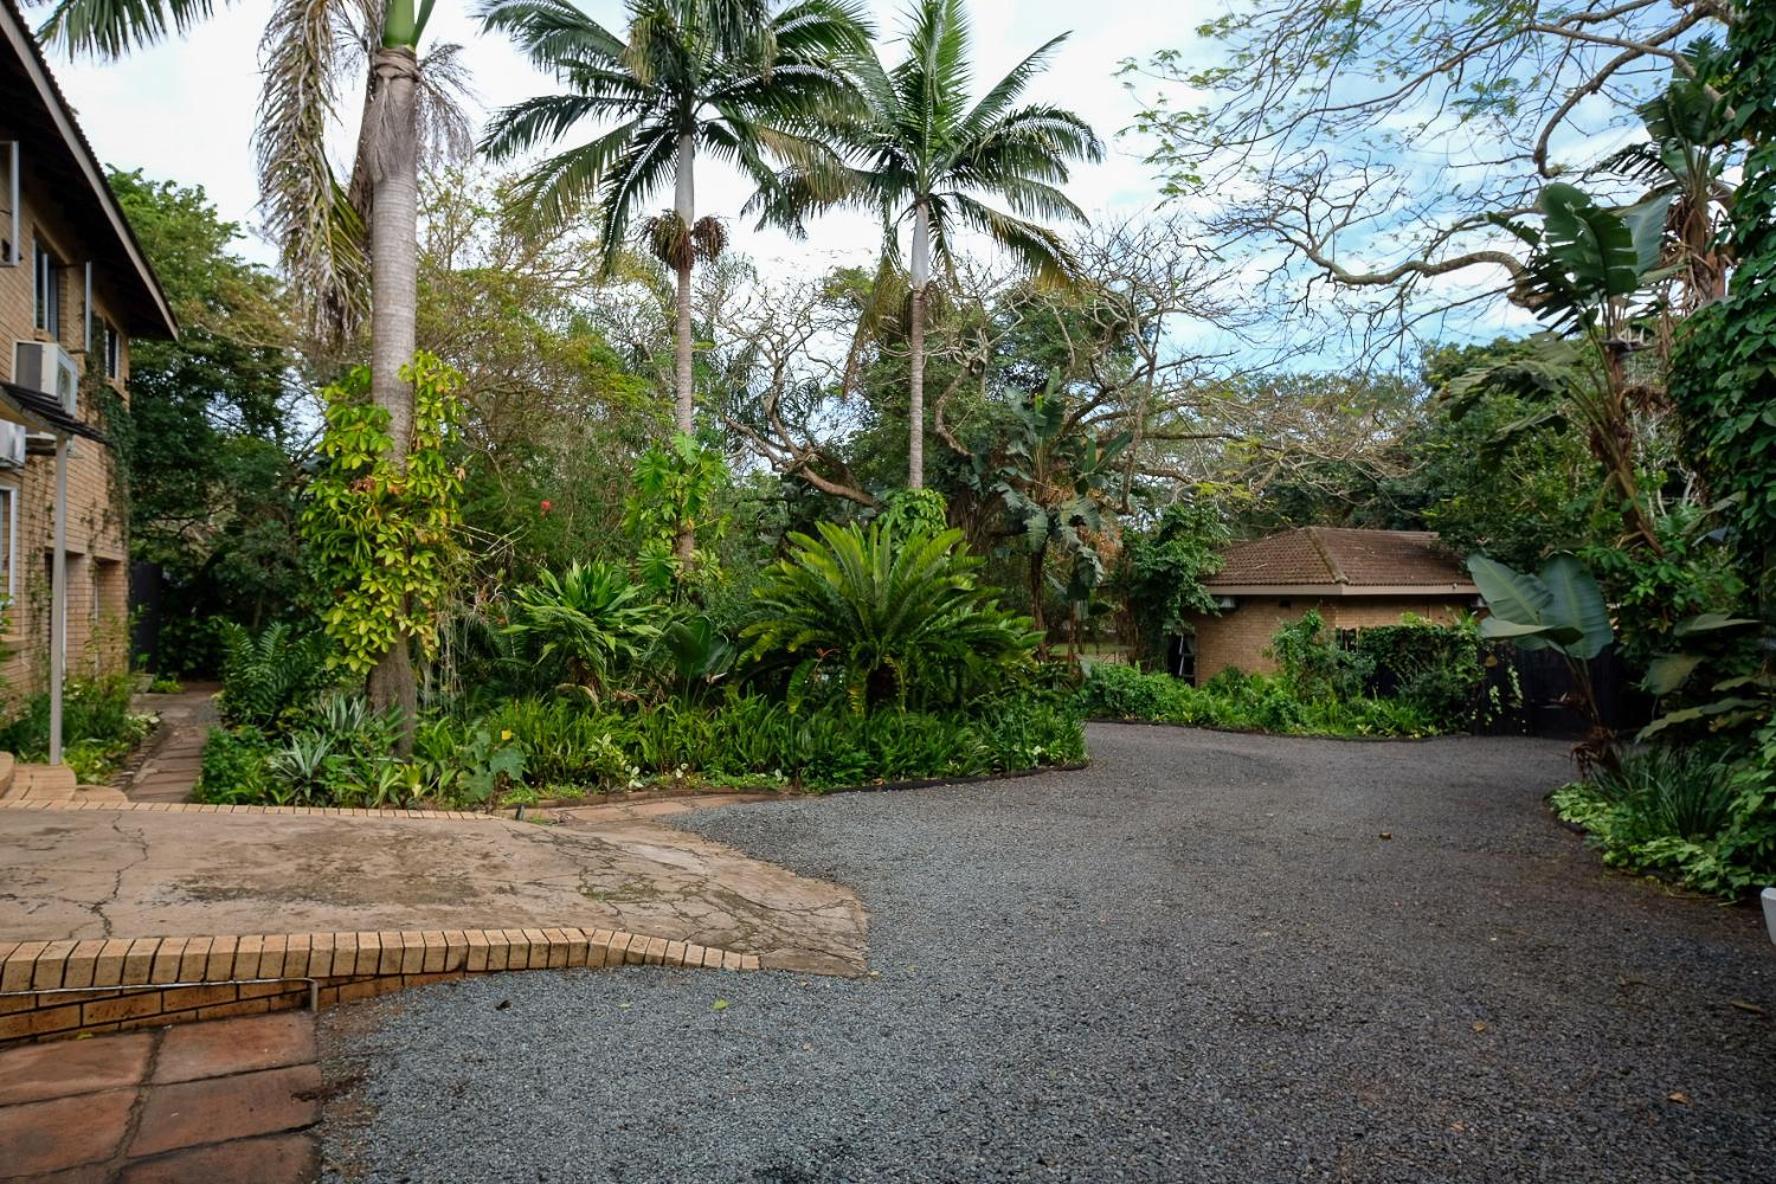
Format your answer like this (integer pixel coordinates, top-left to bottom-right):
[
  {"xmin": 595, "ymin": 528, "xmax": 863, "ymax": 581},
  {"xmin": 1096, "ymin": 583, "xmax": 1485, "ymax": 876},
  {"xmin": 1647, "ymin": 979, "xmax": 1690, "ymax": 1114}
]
[
  {"xmin": 39, "ymin": 0, "xmax": 471, "ymax": 746},
  {"xmin": 478, "ymin": 0, "xmax": 866, "ymax": 527},
  {"xmin": 755, "ymin": 0, "xmax": 1102, "ymax": 489}
]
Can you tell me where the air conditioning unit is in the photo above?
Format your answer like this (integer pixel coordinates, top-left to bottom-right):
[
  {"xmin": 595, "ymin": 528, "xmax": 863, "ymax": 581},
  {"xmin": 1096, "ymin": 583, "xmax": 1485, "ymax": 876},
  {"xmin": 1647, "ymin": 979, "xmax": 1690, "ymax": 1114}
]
[
  {"xmin": 13, "ymin": 340, "xmax": 79, "ymax": 414},
  {"xmin": 0, "ymin": 421, "xmax": 23, "ymax": 468}
]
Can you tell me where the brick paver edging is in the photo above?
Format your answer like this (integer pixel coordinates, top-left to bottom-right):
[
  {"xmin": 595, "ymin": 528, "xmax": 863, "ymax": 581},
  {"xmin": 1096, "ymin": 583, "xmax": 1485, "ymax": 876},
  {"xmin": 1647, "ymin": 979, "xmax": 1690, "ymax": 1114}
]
[
  {"xmin": 0, "ymin": 799, "xmax": 499, "ymax": 820},
  {"xmin": 0, "ymin": 927, "xmax": 760, "ymax": 1045}
]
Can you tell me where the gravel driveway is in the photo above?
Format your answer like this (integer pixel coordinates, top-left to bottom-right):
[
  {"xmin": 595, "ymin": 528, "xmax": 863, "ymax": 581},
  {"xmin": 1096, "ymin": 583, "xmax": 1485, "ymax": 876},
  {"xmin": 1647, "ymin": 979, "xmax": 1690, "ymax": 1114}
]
[{"xmin": 318, "ymin": 724, "xmax": 1776, "ymax": 1183}]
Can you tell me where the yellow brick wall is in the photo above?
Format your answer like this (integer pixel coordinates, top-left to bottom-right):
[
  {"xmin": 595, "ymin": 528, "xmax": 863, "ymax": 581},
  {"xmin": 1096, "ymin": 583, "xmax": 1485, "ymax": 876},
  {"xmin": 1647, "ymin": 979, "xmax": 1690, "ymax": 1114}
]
[
  {"xmin": 1188, "ymin": 595, "xmax": 1474, "ymax": 683},
  {"xmin": 0, "ymin": 171, "xmax": 134, "ymax": 700}
]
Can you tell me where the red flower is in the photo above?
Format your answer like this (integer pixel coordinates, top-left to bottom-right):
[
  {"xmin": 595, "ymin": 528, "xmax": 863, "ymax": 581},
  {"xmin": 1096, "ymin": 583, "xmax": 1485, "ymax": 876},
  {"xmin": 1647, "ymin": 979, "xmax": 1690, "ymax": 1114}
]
[{"xmin": 539, "ymin": 499, "xmax": 553, "ymax": 515}]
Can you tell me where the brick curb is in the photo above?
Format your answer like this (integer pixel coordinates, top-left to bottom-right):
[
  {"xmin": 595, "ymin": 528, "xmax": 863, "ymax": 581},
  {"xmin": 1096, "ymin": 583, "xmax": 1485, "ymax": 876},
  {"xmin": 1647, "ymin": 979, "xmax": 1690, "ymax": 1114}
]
[
  {"xmin": 0, "ymin": 799, "xmax": 499, "ymax": 820},
  {"xmin": 0, "ymin": 927, "xmax": 760, "ymax": 1045}
]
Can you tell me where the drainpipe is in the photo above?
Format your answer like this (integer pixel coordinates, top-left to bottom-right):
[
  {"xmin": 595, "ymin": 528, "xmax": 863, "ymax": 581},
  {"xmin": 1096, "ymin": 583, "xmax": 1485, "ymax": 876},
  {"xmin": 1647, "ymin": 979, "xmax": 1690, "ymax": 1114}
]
[{"xmin": 48, "ymin": 433, "xmax": 67, "ymax": 766}]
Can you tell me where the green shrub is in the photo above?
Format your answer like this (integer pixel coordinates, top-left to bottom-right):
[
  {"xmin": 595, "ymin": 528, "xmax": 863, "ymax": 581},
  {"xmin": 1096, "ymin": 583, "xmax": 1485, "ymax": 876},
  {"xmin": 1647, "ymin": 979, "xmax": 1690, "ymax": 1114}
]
[
  {"xmin": 1077, "ymin": 664, "xmax": 1439, "ymax": 738},
  {"xmin": 1270, "ymin": 609, "xmax": 1372, "ymax": 702},
  {"xmin": 1551, "ymin": 736, "xmax": 1776, "ymax": 898},
  {"xmin": 0, "ymin": 675, "xmax": 152, "ymax": 780},
  {"xmin": 743, "ymin": 522, "xmax": 1040, "ymax": 713},
  {"xmin": 195, "ymin": 726, "xmax": 274, "ymax": 803},
  {"xmin": 198, "ymin": 687, "xmax": 1084, "ymax": 807},
  {"xmin": 1352, "ymin": 617, "xmax": 1497, "ymax": 730},
  {"xmin": 217, "ymin": 622, "xmax": 336, "ymax": 731},
  {"xmin": 504, "ymin": 561, "xmax": 663, "ymax": 701}
]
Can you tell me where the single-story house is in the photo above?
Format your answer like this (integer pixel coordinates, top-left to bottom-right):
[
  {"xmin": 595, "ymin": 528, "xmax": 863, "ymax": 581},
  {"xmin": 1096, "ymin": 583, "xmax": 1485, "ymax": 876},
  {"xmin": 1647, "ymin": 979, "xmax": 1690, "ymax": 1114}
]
[
  {"xmin": 0, "ymin": 0, "xmax": 178, "ymax": 755},
  {"xmin": 1180, "ymin": 527, "xmax": 1479, "ymax": 684}
]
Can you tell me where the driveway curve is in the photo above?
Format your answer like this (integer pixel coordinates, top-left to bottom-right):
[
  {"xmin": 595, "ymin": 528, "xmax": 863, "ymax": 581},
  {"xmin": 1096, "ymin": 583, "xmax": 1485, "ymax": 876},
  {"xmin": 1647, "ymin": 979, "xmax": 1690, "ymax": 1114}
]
[{"xmin": 318, "ymin": 724, "xmax": 1776, "ymax": 1183}]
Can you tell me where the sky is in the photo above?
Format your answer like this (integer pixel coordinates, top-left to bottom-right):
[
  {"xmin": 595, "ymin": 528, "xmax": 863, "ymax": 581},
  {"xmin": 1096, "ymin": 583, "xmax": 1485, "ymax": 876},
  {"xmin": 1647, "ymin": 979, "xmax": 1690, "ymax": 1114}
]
[{"xmin": 46, "ymin": 0, "xmax": 1210, "ymax": 276}]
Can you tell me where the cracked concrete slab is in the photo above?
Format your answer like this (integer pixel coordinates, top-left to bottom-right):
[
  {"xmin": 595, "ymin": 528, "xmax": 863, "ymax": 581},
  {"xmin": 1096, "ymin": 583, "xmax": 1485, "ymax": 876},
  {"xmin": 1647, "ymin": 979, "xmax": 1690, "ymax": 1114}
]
[{"xmin": 0, "ymin": 807, "xmax": 866, "ymax": 976}]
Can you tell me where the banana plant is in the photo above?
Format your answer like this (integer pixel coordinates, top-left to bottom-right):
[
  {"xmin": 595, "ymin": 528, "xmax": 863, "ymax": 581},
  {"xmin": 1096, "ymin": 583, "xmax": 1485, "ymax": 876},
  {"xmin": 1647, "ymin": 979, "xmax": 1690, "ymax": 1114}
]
[
  {"xmin": 1469, "ymin": 554, "xmax": 1616, "ymax": 767},
  {"xmin": 1639, "ymin": 611, "xmax": 1772, "ymax": 741},
  {"xmin": 972, "ymin": 376, "xmax": 1131, "ymax": 645},
  {"xmin": 1491, "ymin": 182, "xmax": 1678, "ymax": 553}
]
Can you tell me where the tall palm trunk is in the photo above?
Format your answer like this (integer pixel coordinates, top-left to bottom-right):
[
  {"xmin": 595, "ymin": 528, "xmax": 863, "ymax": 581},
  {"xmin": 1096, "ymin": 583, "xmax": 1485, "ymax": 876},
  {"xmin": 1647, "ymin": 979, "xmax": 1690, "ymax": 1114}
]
[
  {"xmin": 673, "ymin": 132, "xmax": 697, "ymax": 567},
  {"xmin": 907, "ymin": 200, "xmax": 930, "ymax": 489},
  {"xmin": 366, "ymin": 31, "xmax": 422, "ymax": 754}
]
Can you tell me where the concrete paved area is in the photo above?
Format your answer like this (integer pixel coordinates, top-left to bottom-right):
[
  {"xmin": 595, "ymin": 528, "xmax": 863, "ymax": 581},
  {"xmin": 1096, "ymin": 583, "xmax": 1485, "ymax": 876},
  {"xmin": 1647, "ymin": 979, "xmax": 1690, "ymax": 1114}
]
[
  {"xmin": 0, "ymin": 805, "xmax": 865, "ymax": 975},
  {"xmin": 319, "ymin": 725, "xmax": 1776, "ymax": 1183},
  {"xmin": 125, "ymin": 687, "xmax": 219, "ymax": 804},
  {"xmin": 0, "ymin": 1012, "xmax": 321, "ymax": 1182}
]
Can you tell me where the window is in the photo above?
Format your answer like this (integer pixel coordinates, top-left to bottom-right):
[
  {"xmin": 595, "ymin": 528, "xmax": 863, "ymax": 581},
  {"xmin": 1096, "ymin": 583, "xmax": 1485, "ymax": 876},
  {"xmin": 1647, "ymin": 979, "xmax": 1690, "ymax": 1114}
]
[
  {"xmin": 33, "ymin": 238, "xmax": 59, "ymax": 336},
  {"xmin": 0, "ymin": 486, "xmax": 16, "ymax": 614},
  {"xmin": 102, "ymin": 320, "xmax": 122, "ymax": 379},
  {"xmin": 0, "ymin": 143, "xmax": 16, "ymax": 265}
]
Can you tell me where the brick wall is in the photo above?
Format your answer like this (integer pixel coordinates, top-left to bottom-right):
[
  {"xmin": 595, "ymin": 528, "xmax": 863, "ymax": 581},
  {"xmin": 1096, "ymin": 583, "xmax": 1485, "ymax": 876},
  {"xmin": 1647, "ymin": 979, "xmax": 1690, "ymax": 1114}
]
[
  {"xmin": 1188, "ymin": 595, "xmax": 1475, "ymax": 683},
  {"xmin": 0, "ymin": 161, "xmax": 133, "ymax": 700}
]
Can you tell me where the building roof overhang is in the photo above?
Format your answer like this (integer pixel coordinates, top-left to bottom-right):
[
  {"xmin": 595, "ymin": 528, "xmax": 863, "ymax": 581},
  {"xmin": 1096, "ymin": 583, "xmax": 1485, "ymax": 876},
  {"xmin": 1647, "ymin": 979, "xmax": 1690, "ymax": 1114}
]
[
  {"xmin": 0, "ymin": 0, "xmax": 178, "ymax": 340},
  {"xmin": 0, "ymin": 379, "xmax": 107, "ymax": 444},
  {"xmin": 1209, "ymin": 583, "xmax": 1480, "ymax": 598}
]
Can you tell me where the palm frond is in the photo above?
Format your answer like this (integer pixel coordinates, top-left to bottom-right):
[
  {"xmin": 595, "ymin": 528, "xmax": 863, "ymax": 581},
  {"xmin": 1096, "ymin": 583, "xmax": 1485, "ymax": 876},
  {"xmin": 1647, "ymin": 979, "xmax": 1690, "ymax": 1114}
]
[
  {"xmin": 416, "ymin": 40, "xmax": 476, "ymax": 165},
  {"xmin": 948, "ymin": 193, "xmax": 1077, "ymax": 286},
  {"xmin": 475, "ymin": 0, "xmax": 626, "ymax": 72},
  {"xmin": 34, "ymin": 0, "xmax": 223, "ymax": 56},
  {"xmin": 951, "ymin": 32, "xmax": 1067, "ymax": 148},
  {"xmin": 254, "ymin": 0, "xmax": 365, "ymax": 339}
]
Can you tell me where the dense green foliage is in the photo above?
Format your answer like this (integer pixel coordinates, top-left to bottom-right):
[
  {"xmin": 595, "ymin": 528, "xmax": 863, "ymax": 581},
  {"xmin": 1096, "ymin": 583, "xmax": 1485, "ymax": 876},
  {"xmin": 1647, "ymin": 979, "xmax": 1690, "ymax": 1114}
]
[
  {"xmin": 1671, "ymin": 4, "xmax": 1776, "ymax": 609},
  {"xmin": 1116, "ymin": 503, "xmax": 1228, "ymax": 666},
  {"xmin": 1078, "ymin": 664, "xmax": 1439, "ymax": 739},
  {"xmin": 107, "ymin": 170, "xmax": 306, "ymax": 673},
  {"xmin": 504, "ymin": 562, "xmax": 662, "ymax": 700},
  {"xmin": 742, "ymin": 523, "xmax": 1040, "ymax": 712},
  {"xmin": 0, "ymin": 677, "xmax": 152, "ymax": 783},
  {"xmin": 1552, "ymin": 728, "xmax": 1776, "ymax": 898},
  {"xmin": 303, "ymin": 354, "xmax": 464, "ymax": 677},
  {"xmin": 200, "ymin": 688, "xmax": 1082, "ymax": 805}
]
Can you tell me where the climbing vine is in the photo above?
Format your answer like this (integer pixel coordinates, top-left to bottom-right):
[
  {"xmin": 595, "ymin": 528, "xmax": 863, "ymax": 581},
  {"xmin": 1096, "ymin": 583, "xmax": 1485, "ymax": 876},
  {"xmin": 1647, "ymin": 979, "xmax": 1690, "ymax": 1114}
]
[
  {"xmin": 302, "ymin": 353, "xmax": 464, "ymax": 677},
  {"xmin": 622, "ymin": 432, "xmax": 728, "ymax": 592},
  {"xmin": 1671, "ymin": 1, "xmax": 1776, "ymax": 607}
]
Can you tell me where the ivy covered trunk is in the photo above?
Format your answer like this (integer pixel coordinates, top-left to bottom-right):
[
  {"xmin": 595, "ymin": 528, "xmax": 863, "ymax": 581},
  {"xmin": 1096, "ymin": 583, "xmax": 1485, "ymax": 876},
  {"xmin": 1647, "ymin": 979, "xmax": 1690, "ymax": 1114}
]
[{"xmin": 366, "ymin": 14, "xmax": 423, "ymax": 751}]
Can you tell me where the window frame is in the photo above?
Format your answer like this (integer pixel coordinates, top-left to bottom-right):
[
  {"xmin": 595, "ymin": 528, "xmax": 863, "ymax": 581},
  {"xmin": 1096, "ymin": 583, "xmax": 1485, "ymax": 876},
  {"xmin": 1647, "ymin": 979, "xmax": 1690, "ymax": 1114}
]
[
  {"xmin": 102, "ymin": 319, "xmax": 122, "ymax": 379},
  {"xmin": 32, "ymin": 237, "xmax": 60, "ymax": 336},
  {"xmin": 0, "ymin": 485, "xmax": 17, "ymax": 615}
]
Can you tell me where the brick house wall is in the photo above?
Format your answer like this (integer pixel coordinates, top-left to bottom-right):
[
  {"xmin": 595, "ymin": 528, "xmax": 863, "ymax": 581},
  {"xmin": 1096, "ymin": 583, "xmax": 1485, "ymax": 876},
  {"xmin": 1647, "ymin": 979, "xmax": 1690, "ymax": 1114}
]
[
  {"xmin": 1187, "ymin": 595, "xmax": 1475, "ymax": 684},
  {"xmin": 0, "ymin": 160, "xmax": 133, "ymax": 699}
]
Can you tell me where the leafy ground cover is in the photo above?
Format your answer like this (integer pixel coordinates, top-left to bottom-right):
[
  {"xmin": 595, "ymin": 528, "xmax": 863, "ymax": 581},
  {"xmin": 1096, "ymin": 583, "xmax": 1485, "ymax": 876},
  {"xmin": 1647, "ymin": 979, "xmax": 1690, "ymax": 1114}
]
[{"xmin": 0, "ymin": 676, "xmax": 155, "ymax": 783}]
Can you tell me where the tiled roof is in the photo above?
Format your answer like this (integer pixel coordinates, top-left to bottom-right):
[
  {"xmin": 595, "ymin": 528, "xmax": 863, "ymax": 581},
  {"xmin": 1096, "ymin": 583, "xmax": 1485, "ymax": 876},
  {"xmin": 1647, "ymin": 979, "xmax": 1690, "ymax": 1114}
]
[
  {"xmin": 0, "ymin": 0, "xmax": 177, "ymax": 338},
  {"xmin": 1204, "ymin": 527, "xmax": 1474, "ymax": 590}
]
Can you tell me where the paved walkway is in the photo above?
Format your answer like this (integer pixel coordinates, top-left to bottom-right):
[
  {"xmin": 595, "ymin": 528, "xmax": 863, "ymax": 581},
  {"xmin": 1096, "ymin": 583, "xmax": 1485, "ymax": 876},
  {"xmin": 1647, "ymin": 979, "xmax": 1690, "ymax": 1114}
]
[
  {"xmin": 125, "ymin": 687, "xmax": 219, "ymax": 804},
  {"xmin": 318, "ymin": 725, "xmax": 1776, "ymax": 1183},
  {"xmin": 0, "ymin": 802, "xmax": 866, "ymax": 975},
  {"xmin": 0, "ymin": 1012, "xmax": 320, "ymax": 1182}
]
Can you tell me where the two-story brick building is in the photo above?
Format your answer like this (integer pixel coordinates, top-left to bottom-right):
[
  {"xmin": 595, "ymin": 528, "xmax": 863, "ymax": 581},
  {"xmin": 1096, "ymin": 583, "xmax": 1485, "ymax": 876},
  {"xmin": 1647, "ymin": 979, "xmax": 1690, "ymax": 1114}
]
[{"xmin": 0, "ymin": 0, "xmax": 177, "ymax": 719}]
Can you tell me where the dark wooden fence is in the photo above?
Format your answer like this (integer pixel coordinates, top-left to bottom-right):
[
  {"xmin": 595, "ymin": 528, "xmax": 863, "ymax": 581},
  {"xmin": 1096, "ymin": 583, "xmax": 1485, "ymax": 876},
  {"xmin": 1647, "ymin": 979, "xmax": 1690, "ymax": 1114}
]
[{"xmin": 1476, "ymin": 646, "xmax": 1652, "ymax": 739}]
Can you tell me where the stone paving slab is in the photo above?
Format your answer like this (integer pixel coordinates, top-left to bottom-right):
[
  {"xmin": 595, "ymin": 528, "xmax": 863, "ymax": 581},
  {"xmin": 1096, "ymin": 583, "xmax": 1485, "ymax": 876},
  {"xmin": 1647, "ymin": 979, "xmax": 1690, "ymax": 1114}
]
[
  {"xmin": 0, "ymin": 801, "xmax": 866, "ymax": 976},
  {"xmin": 0, "ymin": 1013, "xmax": 321, "ymax": 1183}
]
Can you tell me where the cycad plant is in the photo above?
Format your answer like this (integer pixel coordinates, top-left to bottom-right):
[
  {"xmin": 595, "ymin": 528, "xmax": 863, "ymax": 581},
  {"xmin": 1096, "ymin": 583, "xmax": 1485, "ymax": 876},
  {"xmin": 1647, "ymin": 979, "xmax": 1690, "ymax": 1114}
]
[
  {"xmin": 742, "ymin": 521, "xmax": 1039, "ymax": 712},
  {"xmin": 505, "ymin": 561, "xmax": 664, "ymax": 701},
  {"xmin": 754, "ymin": 0, "xmax": 1102, "ymax": 488}
]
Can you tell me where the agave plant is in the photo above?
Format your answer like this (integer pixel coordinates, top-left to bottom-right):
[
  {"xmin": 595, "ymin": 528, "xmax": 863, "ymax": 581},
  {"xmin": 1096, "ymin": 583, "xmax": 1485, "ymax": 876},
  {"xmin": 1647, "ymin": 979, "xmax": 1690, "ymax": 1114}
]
[
  {"xmin": 505, "ymin": 562, "xmax": 664, "ymax": 701},
  {"xmin": 742, "ymin": 522, "xmax": 1039, "ymax": 712}
]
